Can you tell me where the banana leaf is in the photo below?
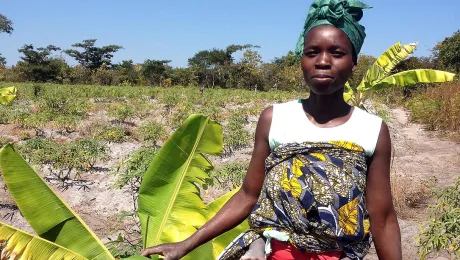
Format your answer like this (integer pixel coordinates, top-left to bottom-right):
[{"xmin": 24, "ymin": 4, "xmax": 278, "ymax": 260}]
[
  {"xmin": 358, "ymin": 42, "xmax": 418, "ymax": 91},
  {"xmin": 205, "ymin": 188, "xmax": 250, "ymax": 258},
  {"xmin": 343, "ymin": 82, "xmax": 354, "ymax": 104},
  {"xmin": 137, "ymin": 114, "xmax": 222, "ymax": 256},
  {"xmin": 372, "ymin": 69, "xmax": 456, "ymax": 91},
  {"xmin": 0, "ymin": 222, "xmax": 87, "ymax": 260},
  {"xmin": 0, "ymin": 87, "xmax": 16, "ymax": 105},
  {"xmin": 0, "ymin": 144, "xmax": 114, "ymax": 260}
]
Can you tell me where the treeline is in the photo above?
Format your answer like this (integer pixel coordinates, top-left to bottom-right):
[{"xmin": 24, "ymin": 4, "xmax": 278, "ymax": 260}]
[
  {"xmin": 1, "ymin": 13, "xmax": 459, "ymax": 91},
  {"xmin": 0, "ymin": 39, "xmax": 305, "ymax": 91}
]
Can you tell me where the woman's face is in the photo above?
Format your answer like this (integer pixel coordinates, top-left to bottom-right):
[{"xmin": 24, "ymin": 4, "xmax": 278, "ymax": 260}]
[{"xmin": 301, "ymin": 25, "xmax": 355, "ymax": 96}]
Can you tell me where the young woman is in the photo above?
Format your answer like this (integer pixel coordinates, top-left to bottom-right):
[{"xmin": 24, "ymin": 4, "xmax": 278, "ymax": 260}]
[{"xmin": 141, "ymin": 0, "xmax": 402, "ymax": 259}]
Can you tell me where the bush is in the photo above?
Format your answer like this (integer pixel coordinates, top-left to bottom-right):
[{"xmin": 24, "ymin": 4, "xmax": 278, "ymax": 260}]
[
  {"xmin": 137, "ymin": 121, "xmax": 166, "ymax": 146},
  {"xmin": 108, "ymin": 103, "xmax": 135, "ymax": 123},
  {"xmin": 94, "ymin": 125, "xmax": 127, "ymax": 143},
  {"xmin": 16, "ymin": 138, "xmax": 109, "ymax": 181},
  {"xmin": 114, "ymin": 147, "xmax": 159, "ymax": 191},
  {"xmin": 417, "ymin": 177, "xmax": 460, "ymax": 259},
  {"xmin": 209, "ymin": 161, "xmax": 249, "ymax": 190},
  {"xmin": 223, "ymin": 115, "xmax": 251, "ymax": 155}
]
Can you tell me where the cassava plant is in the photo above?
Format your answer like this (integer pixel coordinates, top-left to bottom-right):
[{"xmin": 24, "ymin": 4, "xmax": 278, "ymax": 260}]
[{"xmin": 0, "ymin": 114, "xmax": 248, "ymax": 260}]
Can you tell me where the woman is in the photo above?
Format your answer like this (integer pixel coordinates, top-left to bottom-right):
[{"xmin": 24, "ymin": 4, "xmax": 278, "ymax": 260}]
[{"xmin": 141, "ymin": 0, "xmax": 402, "ymax": 259}]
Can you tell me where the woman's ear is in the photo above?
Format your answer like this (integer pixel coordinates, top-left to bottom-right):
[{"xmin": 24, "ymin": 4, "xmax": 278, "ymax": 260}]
[{"xmin": 352, "ymin": 62, "xmax": 357, "ymax": 72}]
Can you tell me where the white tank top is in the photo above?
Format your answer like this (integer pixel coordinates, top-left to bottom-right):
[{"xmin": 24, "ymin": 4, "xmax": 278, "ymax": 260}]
[{"xmin": 268, "ymin": 99, "xmax": 383, "ymax": 157}]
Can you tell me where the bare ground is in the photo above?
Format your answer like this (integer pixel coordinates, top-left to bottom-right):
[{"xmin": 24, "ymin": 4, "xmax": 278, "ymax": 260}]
[{"xmin": 1, "ymin": 106, "xmax": 459, "ymax": 259}]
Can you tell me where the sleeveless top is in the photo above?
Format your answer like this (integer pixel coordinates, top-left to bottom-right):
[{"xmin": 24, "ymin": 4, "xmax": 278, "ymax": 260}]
[
  {"xmin": 268, "ymin": 99, "xmax": 382, "ymax": 157},
  {"xmin": 217, "ymin": 100, "xmax": 384, "ymax": 260}
]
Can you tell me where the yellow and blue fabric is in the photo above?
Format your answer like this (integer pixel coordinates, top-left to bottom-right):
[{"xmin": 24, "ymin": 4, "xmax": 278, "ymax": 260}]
[{"xmin": 217, "ymin": 141, "xmax": 372, "ymax": 260}]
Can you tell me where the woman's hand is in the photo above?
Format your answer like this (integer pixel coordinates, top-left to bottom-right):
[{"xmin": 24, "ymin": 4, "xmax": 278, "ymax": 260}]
[{"xmin": 140, "ymin": 241, "xmax": 190, "ymax": 260}]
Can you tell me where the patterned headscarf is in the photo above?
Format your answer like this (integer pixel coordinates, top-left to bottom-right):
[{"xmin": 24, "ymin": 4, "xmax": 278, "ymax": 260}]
[{"xmin": 295, "ymin": 0, "xmax": 372, "ymax": 58}]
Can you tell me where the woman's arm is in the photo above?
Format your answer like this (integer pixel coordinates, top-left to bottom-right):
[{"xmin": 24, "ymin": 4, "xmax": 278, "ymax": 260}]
[
  {"xmin": 365, "ymin": 122, "xmax": 402, "ymax": 260},
  {"xmin": 141, "ymin": 107, "xmax": 273, "ymax": 259}
]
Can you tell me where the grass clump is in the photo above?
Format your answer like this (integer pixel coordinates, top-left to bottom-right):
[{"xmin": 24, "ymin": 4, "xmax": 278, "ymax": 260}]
[
  {"xmin": 137, "ymin": 120, "xmax": 166, "ymax": 147},
  {"xmin": 417, "ymin": 177, "xmax": 460, "ymax": 259},
  {"xmin": 223, "ymin": 115, "xmax": 251, "ymax": 155}
]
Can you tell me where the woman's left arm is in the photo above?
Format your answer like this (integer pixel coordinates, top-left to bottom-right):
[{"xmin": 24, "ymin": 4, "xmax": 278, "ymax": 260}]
[{"xmin": 366, "ymin": 122, "xmax": 402, "ymax": 260}]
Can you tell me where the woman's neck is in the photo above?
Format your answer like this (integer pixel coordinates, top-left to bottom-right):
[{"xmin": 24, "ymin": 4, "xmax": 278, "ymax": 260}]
[{"xmin": 302, "ymin": 88, "xmax": 352, "ymax": 124}]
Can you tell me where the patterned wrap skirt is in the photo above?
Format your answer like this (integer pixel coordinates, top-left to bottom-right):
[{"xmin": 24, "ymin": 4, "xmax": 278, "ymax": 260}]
[{"xmin": 217, "ymin": 141, "xmax": 372, "ymax": 260}]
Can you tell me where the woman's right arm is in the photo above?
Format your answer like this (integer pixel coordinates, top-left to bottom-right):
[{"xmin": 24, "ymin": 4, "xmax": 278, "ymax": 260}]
[{"xmin": 141, "ymin": 107, "xmax": 273, "ymax": 260}]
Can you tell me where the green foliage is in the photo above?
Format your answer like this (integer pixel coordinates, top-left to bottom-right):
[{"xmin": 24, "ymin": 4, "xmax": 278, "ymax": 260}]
[
  {"xmin": 94, "ymin": 125, "xmax": 127, "ymax": 143},
  {"xmin": 223, "ymin": 115, "xmax": 251, "ymax": 155},
  {"xmin": 345, "ymin": 42, "xmax": 455, "ymax": 108},
  {"xmin": 417, "ymin": 177, "xmax": 460, "ymax": 259},
  {"xmin": 407, "ymin": 96, "xmax": 443, "ymax": 131},
  {"xmin": 65, "ymin": 39, "xmax": 123, "ymax": 70},
  {"xmin": 137, "ymin": 121, "xmax": 166, "ymax": 146},
  {"xmin": 16, "ymin": 44, "xmax": 68, "ymax": 83},
  {"xmin": 141, "ymin": 59, "xmax": 171, "ymax": 86},
  {"xmin": 0, "ymin": 144, "xmax": 116, "ymax": 259},
  {"xmin": 114, "ymin": 147, "xmax": 159, "ymax": 190},
  {"xmin": 0, "ymin": 14, "xmax": 13, "ymax": 34},
  {"xmin": 433, "ymin": 30, "xmax": 460, "ymax": 73},
  {"xmin": 16, "ymin": 138, "xmax": 109, "ymax": 180},
  {"xmin": 108, "ymin": 103, "xmax": 136, "ymax": 123},
  {"xmin": 209, "ymin": 161, "xmax": 248, "ymax": 190}
]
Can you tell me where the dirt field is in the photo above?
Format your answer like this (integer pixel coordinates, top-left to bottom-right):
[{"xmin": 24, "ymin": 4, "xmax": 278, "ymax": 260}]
[{"xmin": 1, "ymin": 105, "xmax": 459, "ymax": 259}]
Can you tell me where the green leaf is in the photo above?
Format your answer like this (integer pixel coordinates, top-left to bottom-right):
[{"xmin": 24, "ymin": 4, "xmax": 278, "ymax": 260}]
[
  {"xmin": 0, "ymin": 222, "xmax": 87, "ymax": 260},
  {"xmin": 0, "ymin": 87, "xmax": 17, "ymax": 105},
  {"xmin": 0, "ymin": 144, "xmax": 114, "ymax": 260},
  {"xmin": 343, "ymin": 82, "xmax": 354, "ymax": 104},
  {"xmin": 138, "ymin": 114, "xmax": 223, "ymax": 251},
  {"xmin": 372, "ymin": 69, "xmax": 456, "ymax": 91},
  {"xmin": 358, "ymin": 42, "xmax": 418, "ymax": 91}
]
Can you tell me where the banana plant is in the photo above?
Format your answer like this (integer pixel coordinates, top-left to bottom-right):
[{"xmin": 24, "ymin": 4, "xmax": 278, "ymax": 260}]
[
  {"xmin": 138, "ymin": 114, "xmax": 248, "ymax": 260},
  {"xmin": 0, "ymin": 86, "xmax": 16, "ymax": 105},
  {"xmin": 344, "ymin": 42, "xmax": 456, "ymax": 108},
  {"xmin": 0, "ymin": 114, "xmax": 246, "ymax": 259}
]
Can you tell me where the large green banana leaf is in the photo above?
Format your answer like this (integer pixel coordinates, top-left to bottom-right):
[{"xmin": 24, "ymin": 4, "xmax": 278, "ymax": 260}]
[
  {"xmin": 0, "ymin": 144, "xmax": 114, "ymax": 260},
  {"xmin": 137, "ymin": 114, "xmax": 223, "ymax": 256},
  {"xmin": 358, "ymin": 42, "xmax": 418, "ymax": 91},
  {"xmin": 0, "ymin": 222, "xmax": 87, "ymax": 260},
  {"xmin": 0, "ymin": 86, "xmax": 16, "ymax": 105},
  {"xmin": 372, "ymin": 69, "xmax": 456, "ymax": 91},
  {"xmin": 205, "ymin": 188, "xmax": 250, "ymax": 258}
]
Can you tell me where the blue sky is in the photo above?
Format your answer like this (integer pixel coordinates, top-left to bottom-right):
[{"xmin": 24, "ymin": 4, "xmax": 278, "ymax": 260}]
[{"xmin": 1, "ymin": 0, "xmax": 459, "ymax": 68}]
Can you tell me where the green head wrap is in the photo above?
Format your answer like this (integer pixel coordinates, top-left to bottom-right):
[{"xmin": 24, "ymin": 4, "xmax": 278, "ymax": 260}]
[{"xmin": 295, "ymin": 0, "xmax": 372, "ymax": 58}]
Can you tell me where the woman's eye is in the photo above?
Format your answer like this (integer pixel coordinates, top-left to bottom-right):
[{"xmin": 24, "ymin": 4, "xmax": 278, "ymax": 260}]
[
  {"xmin": 332, "ymin": 52, "xmax": 345, "ymax": 57},
  {"xmin": 304, "ymin": 51, "xmax": 317, "ymax": 57}
]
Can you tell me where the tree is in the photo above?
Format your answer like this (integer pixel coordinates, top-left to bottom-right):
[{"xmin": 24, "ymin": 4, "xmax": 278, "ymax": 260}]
[
  {"xmin": 0, "ymin": 53, "xmax": 6, "ymax": 66},
  {"xmin": 0, "ymin": 14, "xmax": 13, "ymax": 34},
  {"xmin": 65, "ymin": 39, "xmax": 122, "ymax": 71},
  {"xmin": 188, "ymin": 44, "xmax": 258, "ymax": 88},
  {"xmin": 432, "ymin": 30, "xmax": 460, "ymax": 73},
  {"xmin": 16, "ymin": 44, "xmax": 68, "ymax": 82},
  {"xmin": 141, "ymin": 59, "xmax": 171, "ymax": 86}
]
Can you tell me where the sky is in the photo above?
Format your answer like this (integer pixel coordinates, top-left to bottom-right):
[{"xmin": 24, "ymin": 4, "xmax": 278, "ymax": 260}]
[{"xmin": 1, "ymin": 0, "xmax": 459, "ymax": 68}]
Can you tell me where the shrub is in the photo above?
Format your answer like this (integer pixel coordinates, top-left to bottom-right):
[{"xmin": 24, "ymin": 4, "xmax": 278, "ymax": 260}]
[
  {"xmin": 137, "ymin": 121, "xmax": 166, "ymax": 146},
  {"xmin": 209, "ymin": 161, "xmax": 249, "ymax": 190},
  {"xmin": 16, "ymin": 138, "xmax": 109, "ymax": 181},
  {"xmin": 417, "ymin": 177, "xmax": 460, "ymax": 259},
  {"xmin": 108, "ymin": 103, "xmax": 136, "ymax": 123},
  {"xmin": 223, "ymin": 115, "xmax": 251, "ymax": 155},
  {"xmin": 114, "ymin": 147, "xmax": 159, "ymax": 191},
  {"xmin": 94, "ymin": 125, "xmax": 127, "ymax": 143}
]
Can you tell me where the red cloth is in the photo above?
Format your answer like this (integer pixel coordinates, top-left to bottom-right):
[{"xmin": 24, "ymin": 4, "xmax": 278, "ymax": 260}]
[{"xmin": 267, "ymin": 240, "xmax": 342, "ymax": 260}]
